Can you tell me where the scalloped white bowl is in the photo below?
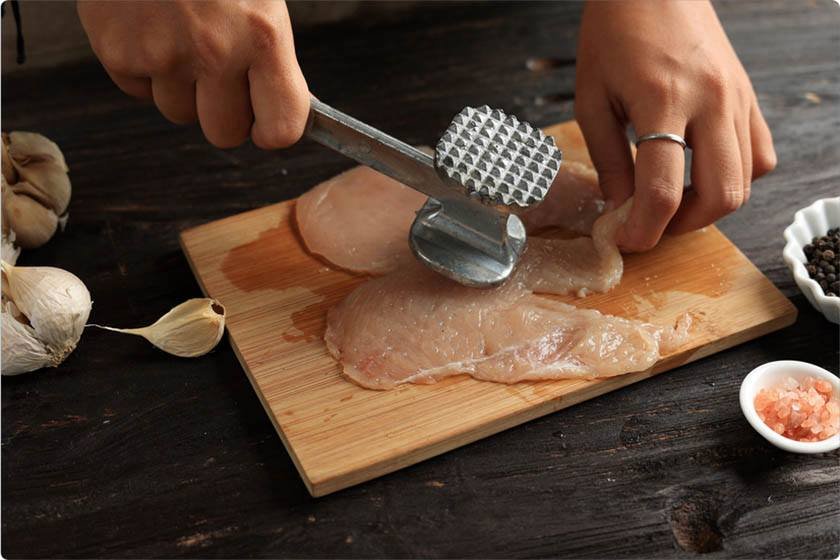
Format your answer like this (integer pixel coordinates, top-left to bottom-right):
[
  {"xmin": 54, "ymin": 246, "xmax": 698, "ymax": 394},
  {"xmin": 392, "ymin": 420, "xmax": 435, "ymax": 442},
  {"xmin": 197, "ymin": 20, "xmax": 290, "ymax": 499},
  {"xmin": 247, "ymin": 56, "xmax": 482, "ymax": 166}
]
[
  {"xmin": 782, "ymin": 196, "xmax": 840, "ymax": 324},
  {"xmin": 740, "ymin": 360, "xmax": 839, "ymax": 454}
]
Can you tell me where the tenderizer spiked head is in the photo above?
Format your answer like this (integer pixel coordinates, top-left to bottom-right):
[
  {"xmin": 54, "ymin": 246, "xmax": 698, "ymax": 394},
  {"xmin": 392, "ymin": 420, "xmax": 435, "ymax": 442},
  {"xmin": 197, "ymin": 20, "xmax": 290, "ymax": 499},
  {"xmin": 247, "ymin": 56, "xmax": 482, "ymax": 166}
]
[{"xmin": 435, "ymin": 105, "xmax": 562, "ymax": 209}]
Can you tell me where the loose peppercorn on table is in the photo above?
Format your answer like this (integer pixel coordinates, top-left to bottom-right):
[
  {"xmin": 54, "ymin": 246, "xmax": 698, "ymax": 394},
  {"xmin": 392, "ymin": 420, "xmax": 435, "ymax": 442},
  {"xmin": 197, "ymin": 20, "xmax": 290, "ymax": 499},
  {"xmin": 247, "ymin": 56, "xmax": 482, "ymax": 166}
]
[{"xmin": 2, "ymin": 1, "xmax": 839, "ymax": 558}]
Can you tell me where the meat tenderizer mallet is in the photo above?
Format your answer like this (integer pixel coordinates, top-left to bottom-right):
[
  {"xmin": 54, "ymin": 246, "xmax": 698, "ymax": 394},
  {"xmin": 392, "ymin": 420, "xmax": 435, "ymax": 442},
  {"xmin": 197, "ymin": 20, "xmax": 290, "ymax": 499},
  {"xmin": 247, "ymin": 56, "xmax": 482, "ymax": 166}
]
[{"xmin": 304, "ymin": 98, "xmax": 563, "ymax": 287}]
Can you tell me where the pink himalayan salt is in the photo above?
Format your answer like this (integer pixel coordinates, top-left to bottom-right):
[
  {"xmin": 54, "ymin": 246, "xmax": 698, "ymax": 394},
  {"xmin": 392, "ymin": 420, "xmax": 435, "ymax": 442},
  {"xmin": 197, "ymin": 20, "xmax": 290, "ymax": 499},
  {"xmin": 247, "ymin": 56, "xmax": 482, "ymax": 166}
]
[{"xmin": 754, "ymin": 376, "xmax": 839, "ymax": 442}]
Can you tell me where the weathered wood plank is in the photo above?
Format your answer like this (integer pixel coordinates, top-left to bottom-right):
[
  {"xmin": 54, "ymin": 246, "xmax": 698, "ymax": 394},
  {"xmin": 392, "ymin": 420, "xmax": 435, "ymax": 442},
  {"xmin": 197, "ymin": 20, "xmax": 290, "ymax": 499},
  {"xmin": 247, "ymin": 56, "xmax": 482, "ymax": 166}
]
[{"xmin": 2, "ymin": 1, "xmax": 838, "ymax": 557}]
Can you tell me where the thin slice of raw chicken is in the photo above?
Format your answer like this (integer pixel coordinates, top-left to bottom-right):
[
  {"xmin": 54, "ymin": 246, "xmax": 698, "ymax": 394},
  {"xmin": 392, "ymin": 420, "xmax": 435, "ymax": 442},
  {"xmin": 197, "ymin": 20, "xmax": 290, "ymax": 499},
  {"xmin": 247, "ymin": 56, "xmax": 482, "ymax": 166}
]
[
  {"xmin": 295, "ymin": 166, "xmax": 426, "ymax": 274},
  {"xmin": 518, "ymin": 201, "xmax": 629, "ymax": 296},
  {"xmin": 295, "ymin": 120, "xmax": 607, "ymax": 276},
  {"xmin": 325, "ymin": 259, "xmax": 690, "ymax": 390}
]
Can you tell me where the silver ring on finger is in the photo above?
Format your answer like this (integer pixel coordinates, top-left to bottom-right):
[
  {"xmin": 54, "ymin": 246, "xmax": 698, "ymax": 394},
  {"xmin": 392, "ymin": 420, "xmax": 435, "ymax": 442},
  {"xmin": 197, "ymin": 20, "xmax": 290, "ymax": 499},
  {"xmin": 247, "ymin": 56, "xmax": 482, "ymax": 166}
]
[{"xmin": 635, "ymin": 132, "xmax": 688, "ymax": 150}]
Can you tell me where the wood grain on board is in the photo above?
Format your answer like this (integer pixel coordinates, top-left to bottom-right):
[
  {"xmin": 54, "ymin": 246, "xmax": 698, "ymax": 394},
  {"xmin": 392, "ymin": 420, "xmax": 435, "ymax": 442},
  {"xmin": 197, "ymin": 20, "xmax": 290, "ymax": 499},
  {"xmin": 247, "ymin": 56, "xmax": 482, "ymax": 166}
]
[{"xmin": 180, "ymin": 142, "xmax": 797, "ymax": 496}]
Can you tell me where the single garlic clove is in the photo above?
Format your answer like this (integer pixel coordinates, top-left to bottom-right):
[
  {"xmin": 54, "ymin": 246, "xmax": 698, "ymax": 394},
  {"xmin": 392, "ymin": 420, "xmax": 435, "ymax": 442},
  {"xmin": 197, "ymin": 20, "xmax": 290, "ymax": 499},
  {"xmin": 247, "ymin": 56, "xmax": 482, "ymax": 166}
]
[
  {"xmin": 2, "ymin": 187, "xmax": 59, "ymax": 249},
  {"xmin": 4, "ymin": 131, "xmax": 71, "ymax": 217},
  {"xmin": 9, "ymin": 177, "xmax": 70, "ymax": 217},
  {"xmin": 91, "ymin": 298, "xmax": 226, "ymax": 358},
  {"xmin": 6, "ymin": 132, "xmax": 68, "ymax": 172},
  {"xmin": 2, "ymin": 302, "xmax": 53, "ymax": 375},
  {"xmin": 1, "ymin": 260, "xmax": 91, "ymax": 363},
  {"xmin": 11, "ymin": 162, "xmax": 72, "ymax": 216}
]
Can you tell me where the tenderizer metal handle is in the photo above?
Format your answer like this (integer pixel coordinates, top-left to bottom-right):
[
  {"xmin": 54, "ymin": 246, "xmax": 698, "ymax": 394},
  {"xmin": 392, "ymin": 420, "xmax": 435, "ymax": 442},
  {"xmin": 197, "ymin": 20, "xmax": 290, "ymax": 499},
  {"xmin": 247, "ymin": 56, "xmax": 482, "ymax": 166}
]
[{"xmin": 305, "ymin": 97, "xmax": 452, "ymax": 201}]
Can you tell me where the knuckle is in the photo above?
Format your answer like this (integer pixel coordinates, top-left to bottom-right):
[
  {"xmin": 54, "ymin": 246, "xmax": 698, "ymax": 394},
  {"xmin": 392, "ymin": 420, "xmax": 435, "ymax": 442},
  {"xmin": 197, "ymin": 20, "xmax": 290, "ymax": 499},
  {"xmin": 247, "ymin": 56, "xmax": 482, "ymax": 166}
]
[
  {"xmin": 700, "ymin": 69, "xmax": 728, "ymax": 98},
  {"xmin": 247, "ymin": 12, "xmax": 280, "ymax": 52},
  {"xmin": 753, "ymin": 146, "xmax": 777, "ymax": 177},
  {"xmin": 161, "ymin": 106, "xmax": 197, "ymax": 126},
  {"xmin": 200, "ymin": 111, "xmax": 251, "ymax": 149},
  {"xmin": 252, "ymin": 120, "xmax": 304, "ymax": 150},
  {"xmin": 192, "ymin": 31, "xmax": 229, "ymax": 74},
  {"xmin": 252, "ymin": 95, "xmax": 309, "ymax": 149},
  {"xmin": 96, "ymin": 35, "xmax": 132, "ymax": 75},
  {"xmin": 644, "ymin": 74, "xmax": 683, "ymax": 106},
  {"xmin": 139, "ymin": 39, "xmax": 177, "ymax": 75},
  {"xmin": 644, "ymin": 179, "xmax": 681, "ymax": 213},
  {"xmin": 206, "ymin": 128, "xmax": 248, "ymax": 150},
  {"xmin": 622, "ymin": 231, "xmax": 658, "ymax": 253},
  {"xmin": 716, "ymin": 187, "xmax": 743, "ymax": 214}
]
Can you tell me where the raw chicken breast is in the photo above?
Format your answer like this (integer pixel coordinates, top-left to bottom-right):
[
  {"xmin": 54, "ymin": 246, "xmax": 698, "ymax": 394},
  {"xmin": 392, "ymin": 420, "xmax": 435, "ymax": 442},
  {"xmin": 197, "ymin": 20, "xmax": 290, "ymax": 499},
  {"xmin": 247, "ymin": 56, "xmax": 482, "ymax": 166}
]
[
  {"xmin": 325, "ymin": 260, "xmax": 689, "ymax": 390},
  {"xmin": 518, "ymin": 201, "xmax": 629, "ymax": 295},
  {"xmin": 520, "ymin": 164, "xmax": 603, "ymax": 235},
  {"xmin": 295, "ymin": 166, "xmax": 426, "ymax": 274}
]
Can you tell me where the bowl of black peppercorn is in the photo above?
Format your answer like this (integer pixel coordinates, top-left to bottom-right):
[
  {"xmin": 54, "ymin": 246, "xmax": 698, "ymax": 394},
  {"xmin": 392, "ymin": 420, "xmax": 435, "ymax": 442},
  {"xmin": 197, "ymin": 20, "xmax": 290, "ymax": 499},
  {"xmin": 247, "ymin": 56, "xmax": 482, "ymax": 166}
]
[{"xmin": 783, "ymin": 196, "xmax": 840, "ymax": 324}]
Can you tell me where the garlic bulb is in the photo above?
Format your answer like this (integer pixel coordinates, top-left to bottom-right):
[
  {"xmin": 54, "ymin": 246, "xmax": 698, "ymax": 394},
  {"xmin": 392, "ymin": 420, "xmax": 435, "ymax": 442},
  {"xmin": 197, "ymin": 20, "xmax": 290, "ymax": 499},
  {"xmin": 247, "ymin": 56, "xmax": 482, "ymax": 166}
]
[
  {"xmin": 1, "ymin": 131, "xmax": 71, "ymax": 250},
  {"xmin": 1, "ymin": 260, "xmax": 92, "ymax": 375},
  {"xmin": 90, "ymin": 298, "xmax": 226, "ymax": 358}
]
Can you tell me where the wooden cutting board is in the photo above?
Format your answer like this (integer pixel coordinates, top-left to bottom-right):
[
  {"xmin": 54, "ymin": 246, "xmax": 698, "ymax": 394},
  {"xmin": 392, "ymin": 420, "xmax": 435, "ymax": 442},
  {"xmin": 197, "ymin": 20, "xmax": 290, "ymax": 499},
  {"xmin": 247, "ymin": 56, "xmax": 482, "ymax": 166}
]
[{"xmin": 180, "ymin": 139, "xmax": 796, "ymax": 498}]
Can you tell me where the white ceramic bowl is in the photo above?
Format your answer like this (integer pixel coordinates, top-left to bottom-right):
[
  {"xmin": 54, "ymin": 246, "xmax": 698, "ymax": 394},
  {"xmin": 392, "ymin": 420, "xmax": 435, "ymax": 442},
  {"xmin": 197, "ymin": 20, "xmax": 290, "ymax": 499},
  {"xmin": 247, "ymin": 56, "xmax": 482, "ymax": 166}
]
[
  {"xmin": 740, "ymin": 360, "xmax": 840, "ymax": 454},
  {"xmin": 782, "ymin": 196, "xmax": 840, "ymax": 324}
]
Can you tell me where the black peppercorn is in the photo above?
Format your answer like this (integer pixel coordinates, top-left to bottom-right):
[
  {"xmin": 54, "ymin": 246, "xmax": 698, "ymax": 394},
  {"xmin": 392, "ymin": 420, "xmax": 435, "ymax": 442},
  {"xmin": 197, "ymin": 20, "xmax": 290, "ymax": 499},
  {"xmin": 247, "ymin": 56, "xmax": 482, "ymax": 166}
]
[{"xmin": 802, "ymin": 228, "xmax": 839, "ymax": 297}]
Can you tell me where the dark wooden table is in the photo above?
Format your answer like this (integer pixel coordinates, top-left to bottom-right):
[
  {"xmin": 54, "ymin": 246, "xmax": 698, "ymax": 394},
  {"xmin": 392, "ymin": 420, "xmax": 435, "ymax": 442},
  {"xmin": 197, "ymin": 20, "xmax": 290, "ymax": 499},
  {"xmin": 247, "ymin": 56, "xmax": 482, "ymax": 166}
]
[{"xmin": 3, "ymin": 2, "xmax": 839, "ymax": 558}]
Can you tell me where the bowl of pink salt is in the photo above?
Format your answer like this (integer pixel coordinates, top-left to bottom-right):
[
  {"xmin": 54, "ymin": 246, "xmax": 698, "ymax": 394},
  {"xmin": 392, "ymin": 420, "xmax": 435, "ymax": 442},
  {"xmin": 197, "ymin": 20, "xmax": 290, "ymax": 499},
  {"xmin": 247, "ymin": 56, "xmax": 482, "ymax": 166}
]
[{"xmin": 740, "ymin": 360, "xmax": 839, "ymax": 454}]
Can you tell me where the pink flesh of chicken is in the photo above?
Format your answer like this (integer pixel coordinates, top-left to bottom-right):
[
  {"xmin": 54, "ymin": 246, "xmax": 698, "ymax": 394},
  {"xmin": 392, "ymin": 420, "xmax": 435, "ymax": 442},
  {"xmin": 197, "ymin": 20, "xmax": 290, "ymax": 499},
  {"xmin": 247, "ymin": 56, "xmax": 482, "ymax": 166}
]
[
  {"xmin": 295, "ymin": 166, "xmax": 426, "ymax": 274},
  {"xmin": 325, "ymin": 257, "xmax": 690, "ymax": 390},
  {"xmin": 294, "ymin": 121, "xmax": 606, "ymax": 276},
  {"xmin": 518, "ymin": 201, "xmax": 629, "ymax": 296},
  {"xmin": 324, "ymin": 201, "xmax": 690, "ymax": 390}
]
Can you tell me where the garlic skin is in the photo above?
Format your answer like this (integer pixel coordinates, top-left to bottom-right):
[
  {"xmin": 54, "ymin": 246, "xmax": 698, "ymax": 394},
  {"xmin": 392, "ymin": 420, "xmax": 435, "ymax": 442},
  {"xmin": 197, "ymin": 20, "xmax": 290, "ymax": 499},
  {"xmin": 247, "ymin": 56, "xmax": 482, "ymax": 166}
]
[
  {"xmin": 1, "ymin": 230, "xmax": 20, "ymax": 265},
  {"xmin": 1, "ymin": 131, "xmax": 71, "ymax": 250},
  {"xmin": 2, "ymin": 302, "xmax": 52, "ymax": 375},
  {"xmin": 1, "ymin": 260, "xmax": 91, "ymax": 375},
  {"xmin": 91, "ymin": 298, "xmax": 226, "ymax": 358}
]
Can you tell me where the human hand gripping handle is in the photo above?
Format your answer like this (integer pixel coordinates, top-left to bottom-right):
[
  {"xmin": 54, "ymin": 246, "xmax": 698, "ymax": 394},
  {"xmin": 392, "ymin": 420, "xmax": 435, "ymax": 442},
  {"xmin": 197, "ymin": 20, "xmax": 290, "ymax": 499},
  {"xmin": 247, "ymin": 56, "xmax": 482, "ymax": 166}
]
[
  {"xmin": 78, "ymin": 0, "xmax": 310, "ymax": 150},
  {"xmin": 575, "ymin": 0, "xmax": 777, "ymax": 252}
]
